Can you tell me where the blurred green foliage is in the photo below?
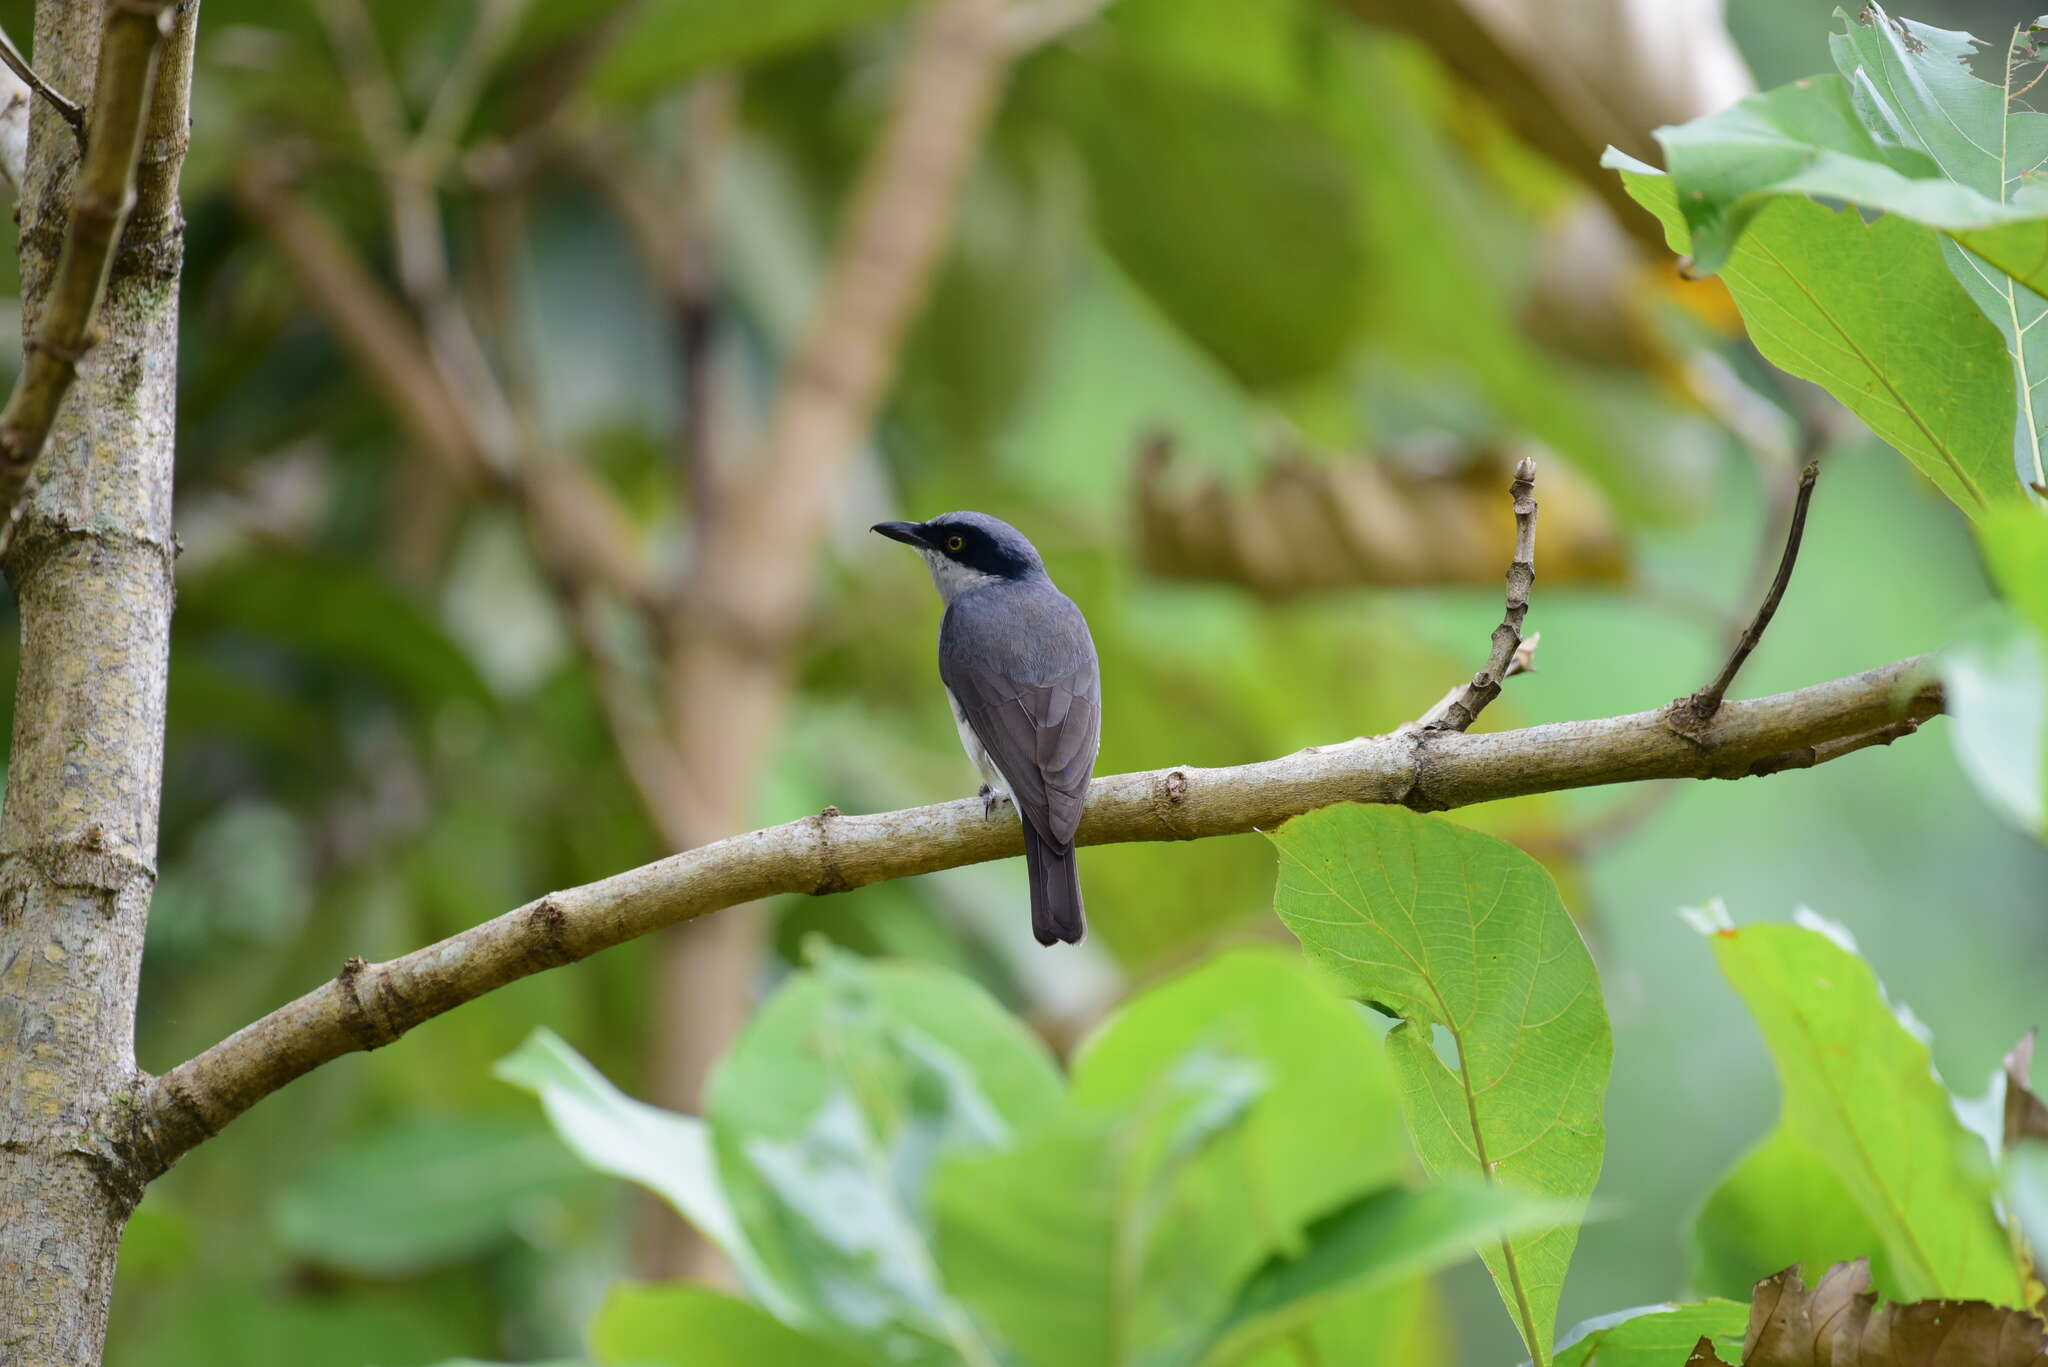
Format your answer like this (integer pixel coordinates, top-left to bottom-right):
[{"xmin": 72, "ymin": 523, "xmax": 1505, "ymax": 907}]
[
  {"xmin": 500, "ymin": 947, "xmax": 1564, "ymax": 1366},
  {"xmin": 0, "ymin": 0, "xmax": 2030, "ymax": 1362}
]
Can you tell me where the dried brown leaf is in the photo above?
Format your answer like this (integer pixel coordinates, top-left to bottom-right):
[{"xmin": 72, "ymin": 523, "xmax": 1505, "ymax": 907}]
[
  {"xmin": 1134, "ymin": 435, "xmax": 1624, "ymax": 599},
  {"xmin": 1726, "ymin": 1262, "xmax": 2048, "ymax": 1366},
  {"xmin": 2008, "ymin": 1031, "xmax": 2048, "ymax": 1154}
]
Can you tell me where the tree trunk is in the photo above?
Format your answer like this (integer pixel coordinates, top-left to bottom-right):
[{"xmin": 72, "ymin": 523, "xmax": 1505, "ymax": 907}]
[{"xmin": 0, "ymin": 3, "xmax": 191, "ymax": 1362}]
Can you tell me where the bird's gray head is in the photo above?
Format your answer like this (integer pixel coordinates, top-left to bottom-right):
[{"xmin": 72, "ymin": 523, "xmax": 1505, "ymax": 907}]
[{"xmin": 871, "ymin": 511, "xmax": 1046, "ymax": 602}]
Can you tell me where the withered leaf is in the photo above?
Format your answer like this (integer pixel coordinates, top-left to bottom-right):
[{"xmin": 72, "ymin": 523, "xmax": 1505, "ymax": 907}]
[
  {"xmin": 1706, "ymin": 1261, "xmax": 2048, "ymax": 1366},
  {"xmin": 2008, "ymin": 1031, "xmax": 2048, "ymax": 1154},
  {"xmin": 1134, "ymin": 435, "xmax": 1625, "ymax": 600}
]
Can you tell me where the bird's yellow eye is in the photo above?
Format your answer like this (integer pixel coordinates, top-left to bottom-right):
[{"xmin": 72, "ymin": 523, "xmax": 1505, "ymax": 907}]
[{"xmin": 946, "ymin": 535, "xmax": 965, "ymax": 552}]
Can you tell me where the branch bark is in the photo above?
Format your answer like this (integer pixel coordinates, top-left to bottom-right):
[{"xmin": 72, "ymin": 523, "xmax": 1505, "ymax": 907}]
[
  {"xmin": 0, "ymin": 0, "xmax": 179, "ymax": 554},
  {"xmin": 0, "ymin": 1, "xmax": 195, "ymax": 1361},
  {"xmin": 130, "ymin": 653, "xmax": 1943, "ymax": 1180}
]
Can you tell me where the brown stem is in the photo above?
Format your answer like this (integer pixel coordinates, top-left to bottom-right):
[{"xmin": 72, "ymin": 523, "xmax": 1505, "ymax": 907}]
[
  {"xmin": 1682, "ymin": 461, "xmax": 1820, "ymax": 723},
  {"xmin": 0, "ymin": 21, "xmax": 83, "ymax": 136}
]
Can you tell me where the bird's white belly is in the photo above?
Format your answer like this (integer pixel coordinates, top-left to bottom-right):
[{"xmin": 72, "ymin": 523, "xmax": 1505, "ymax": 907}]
[{"xmin": 946, "ymin": 686, "xmax": 1010, "ymax": 798}]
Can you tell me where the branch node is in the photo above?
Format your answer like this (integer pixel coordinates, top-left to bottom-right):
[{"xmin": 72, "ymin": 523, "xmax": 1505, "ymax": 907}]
[
  {"xmin": 525, "ymin": 896, "xmax": 573, "ymax": 969},
  {"xmin": 810, "ymin": 806, "xmax": 850, "ymax": 895}
]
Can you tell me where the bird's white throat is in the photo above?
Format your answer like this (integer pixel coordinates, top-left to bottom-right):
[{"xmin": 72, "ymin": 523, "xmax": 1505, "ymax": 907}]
[{"xmin": 919, "ymin": 548, "xmax": 1002, "ymax": 603}]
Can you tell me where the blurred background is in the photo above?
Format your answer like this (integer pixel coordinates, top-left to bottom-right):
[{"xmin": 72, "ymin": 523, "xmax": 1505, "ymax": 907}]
[{"xmin": 0, "ymin": 0, "xmax": 2042, "ymax": 1362}]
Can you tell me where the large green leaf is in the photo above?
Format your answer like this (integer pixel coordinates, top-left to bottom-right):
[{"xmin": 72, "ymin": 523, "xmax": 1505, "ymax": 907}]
[
  {"xmin": 588, "ymin": 1283, "xmax": 875, "ymax": 1367},
  {"xmin": 1070, "ymin": 948, "xmax": 1410, "ymax": 1260},
  {"xmin": 932, "ymin": 1043, "xmax": 1269, "ymax": 1367},
  {"xmin": 1549, "ymin": 1300, "xmax": 1749, "ymax": 1367},
  {"xmin": 1940, "ymin": 606, "xmax": 2048, "ymax": 837},
  {"xmin": 1028, "ymin": 44, "xmax": 1367, "ymax": 389},
  {"xmin": 1980, "ymin": 505, "xmax": 2048, "ymax": 639},
  {"xmin": 1708, "ymin": 920, "xmax": 2021, "ymax": 1304},
  {"xmin": 1270, "ymin": 805, "xmax": 1611, "ymax": 1367},
  {"xmin": 1948, "ymin": 508, "xmax": 2048, "ymax": 837},
  {"xmin": 1199, "ymin": 1182, "xmax": 1576, "ymax": 1367},
  {"xmin": 704, "ymin": 951, "xmax": 1064, "ymax": 1367},
  {"xmin": 1612, "ymin": 5, "xmax": 2048, "ymax": 499},
  {"xmin": 270, "ymin": 1117, "xmax": 591, "ymax": 1276},
  {"xmin": 1612, "ymin": 163, "xmax": 2016, "ymax": 517},
  {"xmin": 1835, "ymin": 8, "xmax": 2048, "ymax": 493},
  {"xmin": 1689, "ymin": 1125, "xmax": 1891, "ymax": 1301},
  {"xmin": 495, "ymin": 1030, "xmax": 784, "ymax": 1313}
]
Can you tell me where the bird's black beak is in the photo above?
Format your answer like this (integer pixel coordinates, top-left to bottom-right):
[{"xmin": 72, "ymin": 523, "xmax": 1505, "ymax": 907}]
[{"xmin": 871, "ymin": 520, "xmax": 930, "ymax": 548}]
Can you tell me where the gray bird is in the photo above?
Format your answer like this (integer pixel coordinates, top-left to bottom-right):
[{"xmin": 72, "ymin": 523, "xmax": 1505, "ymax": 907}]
[{"xmin": 872, "ymin": 512, "xmax": 1101, "ymax": 945}]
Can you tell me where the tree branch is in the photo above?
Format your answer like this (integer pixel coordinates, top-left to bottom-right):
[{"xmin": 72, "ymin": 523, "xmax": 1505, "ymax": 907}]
[
  {"xmin": 130, "ymin": 653, "xmax": 1943, "ymax": 1178},
  {"xmin": 0, "ymin": 22, "xmax": 83, "ymax": 138},
  {"xmin": 0, "ymin": 0, "xmax": 178, "ymax": 554},
  {"xmin": 1425, "ymin": 456, "xmax": 1539, "ymax": 732}
]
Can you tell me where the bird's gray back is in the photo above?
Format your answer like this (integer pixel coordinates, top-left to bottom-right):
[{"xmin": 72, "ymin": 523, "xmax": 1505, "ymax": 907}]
[
  {"xmin": 938, "ymin": 579, "xmax": 1098, "ymax": 688},
  {"xmin": 937, "ymin": 578, "xmax": 1100, "ymax": 849}
]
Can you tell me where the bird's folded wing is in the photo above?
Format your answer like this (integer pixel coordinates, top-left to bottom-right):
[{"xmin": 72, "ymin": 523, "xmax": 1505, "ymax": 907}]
[{"xmin": 942, "ymin": 662, "xmax": 1099, "ymax": 850}]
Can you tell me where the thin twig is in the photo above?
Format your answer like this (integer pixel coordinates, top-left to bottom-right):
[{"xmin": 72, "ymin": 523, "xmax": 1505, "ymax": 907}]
[
  {"xmin": 0, "ymin": 23, "xmax": 84, "ymax": 137},
  {"xmin": 1424, "ymin": 457, "xmax": 1538, "ymax": 732},
  {"xmin": 0, "ymin": 0, "xmax": 178, "ymax": 556},
  {"xmin": 127, "ymin": 654, "xmax": 1945, "ymax": 1178},
  {"xmin": 1682, "ymin": 461, "xmax": 1820, "ymax": 722},
  {"xmin": 1417, "ymin": 632, "xmax": 1540, "ymax": 730}
]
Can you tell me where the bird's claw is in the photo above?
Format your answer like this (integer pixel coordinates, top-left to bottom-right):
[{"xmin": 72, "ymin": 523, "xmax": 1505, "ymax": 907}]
[{"xmin": 980, "ymin": 784, "xmax": 1009, "ymax": 821}]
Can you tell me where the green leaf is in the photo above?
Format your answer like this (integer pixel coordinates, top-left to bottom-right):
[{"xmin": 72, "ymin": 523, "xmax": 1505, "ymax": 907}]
[
  {"xmin": 1549, "ymin": 1300, "xmax": 1749, "ymax": 1367},
  {"xmin": 1689, "ymin": 1126, "xmax": 1891, "ymax": 1302},
  {"xmin": 589, "ymin": 1283, "xmax": 876, "ymax": 1367},
  {"xmin": 931, "ymin": 1043, "xmax": 1268, "ymax": 1367},
  {"xmin": 1029, "ymin": 44, "xmax": 1367, "ymax": 389},
  {"xmin": 1979, "ymin": 505, "xmax": 2048, "ymax": 638},
  {"xmin": 1707, "ymin": 920, "xmax": 2022, "ymax": 1304},
  {"xmin": 1614, "ymin": 5, "xmax": 2048, "ymax": 499},
  {"xmin": 1939, "ymin": 607, "xmax": 2048, "ymax": 838},
  {"xmin": 494, "ymin": 1030, "xmax": 783, "ymax": 1314},
  {"xmin": 269, "ymin": 1117, "xmax": 591, "ymax": 1276},
  {"xmin": 705, "ymin": 951, "xmax": 1064, "ymax": 1367},
  {"xmin": 1201, "ymin": 1182, "xmax": 1579, "ymax": 1367},
  {"xmin": 1270, "ymin": 805, "xmax": 1612, "ymax": 1367},
  {"xmin": 1070, "ymin": 947, "xmax": 1411, "ymax": 1258},
  {"xmin": 1611, "ymin": 162, "xmax": 2016, "ymax": 517},
  {"xmin": 1834, "ymin": 7, "xmax": 2048, "ymax": 492}
]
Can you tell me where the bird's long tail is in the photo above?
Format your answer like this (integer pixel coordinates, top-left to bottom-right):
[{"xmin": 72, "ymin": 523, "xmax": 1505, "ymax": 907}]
[{"xmin": 1023, "ymin": 826, "xmax": 1085, "ymax": 946}]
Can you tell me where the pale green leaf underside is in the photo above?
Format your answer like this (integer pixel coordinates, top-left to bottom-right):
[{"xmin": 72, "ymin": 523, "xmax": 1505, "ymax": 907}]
[
  {"xmin": 1550, "ymin": 1299, "xmax": 1748, "ymax": 1367},
  {"xmin": 1270, "ymin": 805, "xmax": 1610, "ymax": 1365},
  {"xmin": 1709, "ymin": 924, "xmax": 2021, "ymax": 1305}
]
